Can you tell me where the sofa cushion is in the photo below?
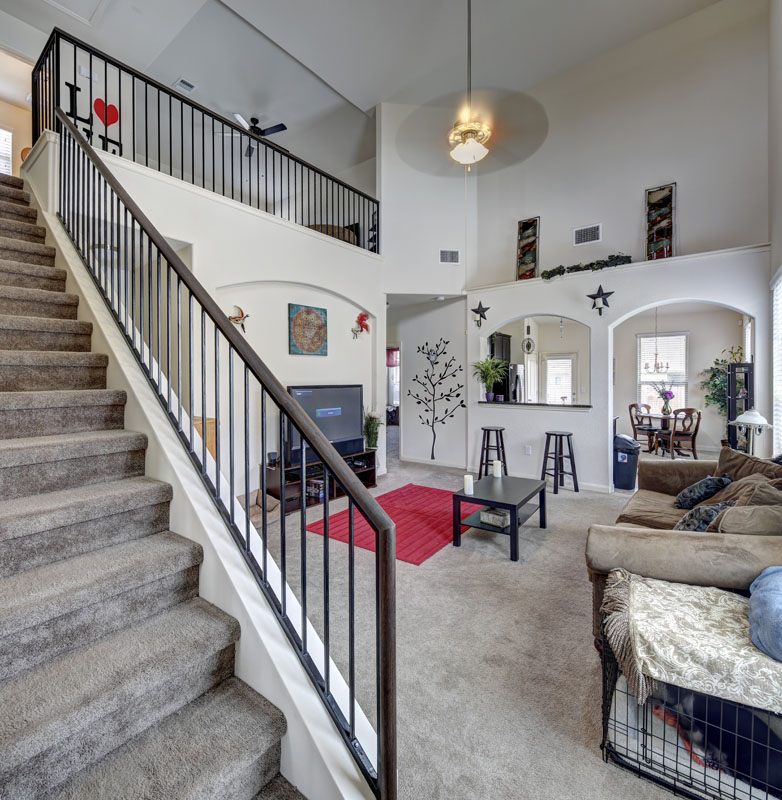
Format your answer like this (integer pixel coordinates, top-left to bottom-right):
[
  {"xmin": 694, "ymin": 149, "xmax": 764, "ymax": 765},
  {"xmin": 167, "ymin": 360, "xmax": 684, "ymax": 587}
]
[
  {"xmin": 715, "ymin": 505, "xmax": 782, "ymax": 535},
  {"xmin": 674, "ymin": 501, "xmax": 735, "ymax": 532},
  {"xmin": 736, "ymin": 482, "xmax": 782, "ymax": 508},
  {"xmin": 616, "ymin": 489, "xmax": 688, "ymax": 529},
  {"xmin": 674, "ymin": 474, "xmax": 731, "ymax": 509},
  {"xmin": 717, "ymin": 447, "xmax": 782, "ymax": 481},
  {"xmin": 705, "ymin": 473, "xmax": 772, "ymax": 506}
]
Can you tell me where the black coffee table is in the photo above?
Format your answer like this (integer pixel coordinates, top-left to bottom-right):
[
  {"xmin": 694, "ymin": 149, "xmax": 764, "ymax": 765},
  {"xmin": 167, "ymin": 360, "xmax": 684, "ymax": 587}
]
[{"xmin": 452, "ymin": 476, "xmax": 546, "ymax": 561}]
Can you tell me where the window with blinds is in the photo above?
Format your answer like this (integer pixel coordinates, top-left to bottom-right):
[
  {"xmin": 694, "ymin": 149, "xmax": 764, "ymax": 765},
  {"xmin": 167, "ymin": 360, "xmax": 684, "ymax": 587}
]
[
  {"xmin": 0, "ymin": 128, "xmax": 12, "ymax": 176},
  {"xmin": 744, "ymin": 318, "xmax": 753, "ymax": 362},
  {"xmin": 637, "ymin": 333, "xmax": 688, "ymax": 413},
  {"xmin": 773, "ymin": 282, "xmax": 782, "ymax": 454},
  {"xmin": 544, "ymin": 355, "xmax": 574, "ymax": 405}
]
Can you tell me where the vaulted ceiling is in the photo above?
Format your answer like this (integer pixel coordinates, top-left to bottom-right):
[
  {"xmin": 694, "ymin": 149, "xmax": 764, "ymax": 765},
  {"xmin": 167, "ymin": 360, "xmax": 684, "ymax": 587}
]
[{"xmin": 0, "ymin": 0, "xmax": 719, "ymax": 175}]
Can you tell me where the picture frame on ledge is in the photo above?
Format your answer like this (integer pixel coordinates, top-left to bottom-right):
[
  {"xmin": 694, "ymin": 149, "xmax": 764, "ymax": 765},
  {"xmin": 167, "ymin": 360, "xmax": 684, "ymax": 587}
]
[
  {"xmin": 645, "ymin": 183, "xmax": 676, "ymax": 260},
  {"xmin": 516, "ymin": 216, "xmax": 540, "ymax": 280}
]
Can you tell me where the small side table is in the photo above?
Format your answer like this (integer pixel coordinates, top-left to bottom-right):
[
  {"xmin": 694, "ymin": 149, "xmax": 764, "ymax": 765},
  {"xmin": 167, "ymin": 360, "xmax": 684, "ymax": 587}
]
[{"xmin": 452, "ymin": 476, "xmax": 546, "ymax": 561}]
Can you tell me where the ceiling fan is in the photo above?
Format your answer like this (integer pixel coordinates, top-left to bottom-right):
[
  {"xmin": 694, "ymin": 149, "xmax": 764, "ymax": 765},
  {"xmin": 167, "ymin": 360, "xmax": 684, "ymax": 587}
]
[{"xmin": 233, "ymin": 113, "xmax": 287, "ymax": 138}]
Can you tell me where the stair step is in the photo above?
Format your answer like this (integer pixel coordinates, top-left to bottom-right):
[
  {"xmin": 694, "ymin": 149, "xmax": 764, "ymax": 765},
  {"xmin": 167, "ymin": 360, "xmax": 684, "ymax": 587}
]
[
  {"xmin": 0, "ymin": 598, "xmax": 239, "ymax": 799},
  {"xmin": 0, "ymin": 198, "xmax": 37, "ymax": 224},
  {"xmin": 0, "ymin": 429, "xmax": 147, "ymax": 501},
  {"xmin": 0, "ymin": 259, "xmax": 66, "ymax": 292},
  {"xmin": 0, "ymin": 314, "xmax": 91, "ymax": 353},
  {"xmin": 0, "ymin": 183, "xmax": 30, "ymax": 206},
  {"xmin": 46, "ymin": 677, "xmax": 287, "ymax": 800},
  {"xmin": 0, "ymin": 235, "xmax": 55, "ymax": 267},
  {"xmin": 0, "ymin": 476, "xmax": 172, "ymax": 578},
  {"xmin": 0, "ymin": 531, "xmax": 202, "ymax": 683},
  {"xmin": 256, "ymin": 776, "xmax": 307, "ymax": 799},
  {"xmin": 0, "ymin": 388, "xmax": 124, "ymax": 439},
  {"xmin": 0, "ymin": 174, "xmax": 24, "ymax": 190},
  {"xmin": 0, "ymin": 349, "xmax": 107, "ymax": 391},
  {"xmin": 0, "ymin": 216, "xmax": 46, "ymax": 244},
  {"xmin": 0, "ymin": 285, "xmax": 78, "ymax": 320}
]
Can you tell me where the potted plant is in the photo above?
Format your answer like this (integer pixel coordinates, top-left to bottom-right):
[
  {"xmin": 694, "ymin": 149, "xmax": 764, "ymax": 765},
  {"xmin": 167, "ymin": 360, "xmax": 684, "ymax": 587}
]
[
  {"xmin": 363, "ymin": 409, "xmax": 383, "ymax": 449},
  {"xmin": 699, "ymin": 346, "xmax": 744, "ymax": 445},
  {"xmin": 472, "ymin": 356, "xmax": 509, "ymax": 402}
]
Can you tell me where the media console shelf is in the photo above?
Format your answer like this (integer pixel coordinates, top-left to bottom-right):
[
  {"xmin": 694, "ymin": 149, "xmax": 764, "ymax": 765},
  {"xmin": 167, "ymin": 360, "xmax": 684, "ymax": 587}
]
[{"xmin": 266, "ymin": 449, "xmax": 377, "ymax": 515}]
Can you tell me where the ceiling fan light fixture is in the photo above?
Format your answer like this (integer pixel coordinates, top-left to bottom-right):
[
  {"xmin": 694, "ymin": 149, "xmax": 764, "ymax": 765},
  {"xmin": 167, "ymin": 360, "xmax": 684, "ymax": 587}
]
[{"xmin": 448, "ymin": 121, "xmax": 491, "ymax": 164}]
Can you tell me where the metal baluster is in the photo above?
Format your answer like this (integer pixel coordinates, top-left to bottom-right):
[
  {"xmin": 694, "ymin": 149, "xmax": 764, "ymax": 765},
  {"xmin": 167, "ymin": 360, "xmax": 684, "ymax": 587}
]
[
  {"xmin": 264, "ymin": 145, "xmax": 268, "ymax": 213},
  {"xmin": 130, "ymin": 217, "xmax": 136, "ymax": 348},
  {"xmin": 348, "ymin": 498, "xmax": 356, "ymax": 738},
  {"xmin": 189, "ymin": 292, "xmax": 195, "ymax": 451},
  {"xmin": 279, "ymin": 407, "xmax": 286, "ymax": 613},
  {"xmin": 144, "ymin": 83, "xmax": 148, "ymax": 167},
  {"xmin": 244, "ymin": 365, "xmax": 250, "ymax": 550},
  {"xmin": 147, "ymin": 238, "xmax": 153, "ymax": 376},
  {"xmin": 168, "ymin": 93, "xmax": 172, "ymax": 175},
  {"xmin": 229, "ymin": 346, "xmax": 235, "ymax": 524},
  {"xmin": 214, "ymin": 326, "xmax": 221, "ymax": 499},
  {"xmin": 261, "ymin": 387, "xmax": 268, "ymax": 576},
  {"xmin": 177, "ymin": 276, "xmax": 183, "ymax": 430},
  {"xmin": 139, "ymin": 229, "xmax": 145, "ymax": 363},
  {"xmin": 200, "ymin": 308, "xmax": 207, "ymax": 474},
  {"xmin": 167, "ymin": 263, "xmax": 171, "ymax": 411},
  {"xmin": 123, "ymin": 206, "xmax": 129, "ymax": 335},
  {"xmin": 157, "ymin": 252, "xmax": 162, "ymax": 392},
  {"xmin": 323, "ymin": 468, "xmax": 330, "ymax": 692},
  {"xmin": 300, "ymin": 437, "xmax": 307, "ymax": 652}
]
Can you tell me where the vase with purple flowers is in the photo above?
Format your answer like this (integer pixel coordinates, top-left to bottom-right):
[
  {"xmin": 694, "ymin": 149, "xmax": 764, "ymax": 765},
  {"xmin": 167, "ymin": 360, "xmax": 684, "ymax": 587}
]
[{"xmin": 652, "ymin": 381, "xmax": 675, "ymax": 415}]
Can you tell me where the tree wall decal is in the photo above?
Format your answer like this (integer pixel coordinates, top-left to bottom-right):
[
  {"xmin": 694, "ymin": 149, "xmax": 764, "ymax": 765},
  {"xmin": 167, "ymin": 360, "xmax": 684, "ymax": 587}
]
[{"xmin": 407, "ymin": 338, "xmax": 466, "ymax": 460}]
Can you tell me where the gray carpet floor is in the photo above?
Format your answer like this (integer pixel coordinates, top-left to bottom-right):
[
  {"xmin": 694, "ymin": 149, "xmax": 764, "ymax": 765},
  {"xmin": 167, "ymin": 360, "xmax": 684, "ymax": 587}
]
[{"xmin": 266, "ymin": 425, "xmax": 670, "ymax": 799}]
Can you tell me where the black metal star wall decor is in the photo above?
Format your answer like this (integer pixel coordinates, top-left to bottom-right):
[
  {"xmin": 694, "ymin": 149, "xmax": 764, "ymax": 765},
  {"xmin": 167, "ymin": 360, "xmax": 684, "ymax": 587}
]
[
  {"xmin": 471, "ymin": 301, "xmax": 490, "ymax": 327},
  {"xmin": 587, "ymin": 285, "xmax": 614, "ymax": 316}
]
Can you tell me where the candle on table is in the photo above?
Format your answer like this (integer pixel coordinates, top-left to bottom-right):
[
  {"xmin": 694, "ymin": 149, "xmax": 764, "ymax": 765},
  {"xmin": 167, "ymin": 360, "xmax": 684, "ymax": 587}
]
[
  {"xmin": 492, "ymin": 460, "xmax": 502, "ymax": 478},
  {"xmin": 463, "ymin": 474, "xmax": 474, "ymax": 495}
]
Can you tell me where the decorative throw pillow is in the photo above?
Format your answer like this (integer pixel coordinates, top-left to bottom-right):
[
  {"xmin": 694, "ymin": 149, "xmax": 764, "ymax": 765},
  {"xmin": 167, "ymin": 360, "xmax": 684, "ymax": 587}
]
[
  {"xmin": 736, "ymin": 482, "xmax": 782, "ymax": 508},
  {"xmin": 717, "ymin": 446, "xmax": 782, "ymax": 481},
  {"xmin": 674, "ymin": 474, "xmax": 732, "ymax": 509},
  {"xmin": 749, "ymin": 566, "xmax": 782, "ymax": 662},
  {"xmin": 674, "ymin": 501, "xmax": 736, "ymax": 532}
]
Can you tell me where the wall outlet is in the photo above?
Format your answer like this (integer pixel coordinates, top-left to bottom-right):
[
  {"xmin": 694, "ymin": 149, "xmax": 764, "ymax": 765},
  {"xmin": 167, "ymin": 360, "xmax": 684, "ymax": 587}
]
[{"xmin": 524, "ymin": 445, "xmax": 532, "ymax": 456}]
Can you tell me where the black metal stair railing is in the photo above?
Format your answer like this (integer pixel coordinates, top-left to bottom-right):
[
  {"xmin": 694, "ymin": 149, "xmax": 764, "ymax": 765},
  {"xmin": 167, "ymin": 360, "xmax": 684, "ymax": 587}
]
[
  {"xmin": 55, "ymin": 107, "xmax": 396, "ymax": 799},
  {"xmin": 34, "ymin": 29, "xmax": 379, "ymax": 253}
]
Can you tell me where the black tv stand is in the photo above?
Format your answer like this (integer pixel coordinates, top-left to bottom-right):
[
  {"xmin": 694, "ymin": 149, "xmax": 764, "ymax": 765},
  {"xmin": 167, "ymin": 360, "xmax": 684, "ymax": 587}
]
[{"xmin": 266, "ymin": 449, "xmax": 377, "ymax": 515}]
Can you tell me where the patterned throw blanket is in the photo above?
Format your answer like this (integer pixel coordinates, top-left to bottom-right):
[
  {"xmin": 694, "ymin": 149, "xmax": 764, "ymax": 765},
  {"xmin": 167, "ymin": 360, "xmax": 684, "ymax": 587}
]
[{"xmin": 602, "ymin": 569, "xmax": 782, "ymax": 715}]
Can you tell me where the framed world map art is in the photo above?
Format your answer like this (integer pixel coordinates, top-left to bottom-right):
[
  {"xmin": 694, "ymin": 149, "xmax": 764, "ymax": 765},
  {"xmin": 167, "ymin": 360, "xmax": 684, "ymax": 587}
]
[{"xmin": 288, "ymin": 304, "xmax": 328, "ymax": 356}]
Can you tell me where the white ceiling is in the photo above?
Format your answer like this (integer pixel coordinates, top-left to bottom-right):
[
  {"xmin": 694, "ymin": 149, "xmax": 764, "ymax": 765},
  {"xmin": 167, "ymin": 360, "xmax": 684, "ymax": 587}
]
[{"xmin": 0, "ymin": 0, "xmax": 720, "ymax": 174}]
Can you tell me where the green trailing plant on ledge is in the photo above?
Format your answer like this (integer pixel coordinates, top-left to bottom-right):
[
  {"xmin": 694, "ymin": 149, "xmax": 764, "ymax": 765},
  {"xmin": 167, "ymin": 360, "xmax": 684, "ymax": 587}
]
[
  {"xmin": 699, "ymin": 346, "xmax": 745, "ymax": 439},
  {"xmin": 541, "ymin": 253, "xmax": 632, "ymax": 281},
  {"xmin": 363, "ymin": 409, "xmax": 383, "ymax": 449}
]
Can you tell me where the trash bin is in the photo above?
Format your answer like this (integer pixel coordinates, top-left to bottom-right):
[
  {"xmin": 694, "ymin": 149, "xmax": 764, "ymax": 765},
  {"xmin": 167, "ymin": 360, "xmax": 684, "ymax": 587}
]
[{"xmin": 613, "ymin": 434, "xmax": 641, "ymax": 490}]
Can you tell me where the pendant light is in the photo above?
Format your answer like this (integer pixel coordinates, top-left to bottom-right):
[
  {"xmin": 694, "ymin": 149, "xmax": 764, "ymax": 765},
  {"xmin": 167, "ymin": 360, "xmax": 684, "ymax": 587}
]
[
  {"xmin": 644, "ymin": 307, "xmax": 669, "ymax": 373},
  {"xmin": 449, "ymin": 0, "xmax": 491, "ymax": 169}
]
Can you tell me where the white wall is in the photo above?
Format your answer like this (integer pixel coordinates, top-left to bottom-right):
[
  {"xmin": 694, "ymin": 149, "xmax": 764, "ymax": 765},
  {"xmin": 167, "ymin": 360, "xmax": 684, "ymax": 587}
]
[
  {"xmin": 0, "ymin": 97, "xmax": 31, "ymax": 177},
  {"xmin": 94, "ymin": 150, "xmax": 388, "ymax": 475},
  {"xmin": 377, "ymin": 102, "xmax": 472, "ymax": 296},
  {"xmin": 474, "ymin": 0, "xmax": 769, "ymax": 287},
  {"xmin": 389, "ymin": 298, "xmax": 468, "ymax": 467},
  {"xmin": 613, "ymin": 304, "xmax": 746, "ymax": 451},
  {"xmin": 464, "ymin": 245, "xmax": 772, "ymax": 491}
]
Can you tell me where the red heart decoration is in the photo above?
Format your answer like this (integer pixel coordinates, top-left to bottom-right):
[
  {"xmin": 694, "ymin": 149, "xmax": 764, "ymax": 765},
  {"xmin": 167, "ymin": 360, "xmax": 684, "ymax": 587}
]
[{"xmin": 93, "ymin": 99, "xmax": 119, "ymax": 127}]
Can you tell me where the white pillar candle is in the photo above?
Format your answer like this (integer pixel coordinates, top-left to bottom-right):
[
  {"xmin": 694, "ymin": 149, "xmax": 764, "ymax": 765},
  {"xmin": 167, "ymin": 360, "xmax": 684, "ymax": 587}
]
[
  {"xmin": 492, "ymin": 459, "xmax": 502, "ymax": 478},
  {"xmin": 463, "ymin": 474, "xmax": 474, "ymax": 495}
]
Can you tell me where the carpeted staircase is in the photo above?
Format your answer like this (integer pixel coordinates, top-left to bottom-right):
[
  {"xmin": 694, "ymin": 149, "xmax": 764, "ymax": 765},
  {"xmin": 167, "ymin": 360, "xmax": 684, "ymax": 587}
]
[{"xmin": 0, "ymin": 172, "xmax": 302, "ymax": 799}]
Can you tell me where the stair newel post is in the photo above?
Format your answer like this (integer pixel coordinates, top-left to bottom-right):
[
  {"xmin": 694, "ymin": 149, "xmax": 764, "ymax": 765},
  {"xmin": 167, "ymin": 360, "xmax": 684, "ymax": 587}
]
[
  {"xmin": 377, "ymin": 521, "xmax": 397, "ymax": 800},
  {"xmin": 54, "ymin": 33, "xmax": 61, "ymax": 136}
]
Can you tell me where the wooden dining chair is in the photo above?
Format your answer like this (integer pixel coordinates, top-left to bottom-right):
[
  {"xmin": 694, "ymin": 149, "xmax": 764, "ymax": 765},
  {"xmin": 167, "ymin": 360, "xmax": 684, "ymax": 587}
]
[
  {"xmin": 628, "ymin": 403, "xmax": 660, "ymax": 453},
  {"xmin": 655, "ymin": 408, "xmax": 701, "ymax": 459}
]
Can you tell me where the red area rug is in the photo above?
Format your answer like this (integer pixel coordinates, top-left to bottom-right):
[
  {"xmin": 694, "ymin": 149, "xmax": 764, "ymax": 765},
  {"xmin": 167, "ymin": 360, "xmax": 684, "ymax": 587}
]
[{"xmin": 306, "ymin": 483, "xmax": 483, "ymax": 566}]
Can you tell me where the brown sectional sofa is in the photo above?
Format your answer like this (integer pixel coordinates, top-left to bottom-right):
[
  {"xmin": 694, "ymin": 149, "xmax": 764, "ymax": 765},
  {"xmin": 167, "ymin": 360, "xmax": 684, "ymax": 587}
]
[{"xmin": 585, "ymin": 448, "xmax": 782, "ymax": 642}]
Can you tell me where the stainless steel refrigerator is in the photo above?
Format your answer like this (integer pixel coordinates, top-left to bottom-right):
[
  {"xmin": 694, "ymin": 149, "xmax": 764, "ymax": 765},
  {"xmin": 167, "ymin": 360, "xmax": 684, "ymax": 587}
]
[{"xmin": 508, "ymin": 363, "xmax": 525, "ymax": 403}]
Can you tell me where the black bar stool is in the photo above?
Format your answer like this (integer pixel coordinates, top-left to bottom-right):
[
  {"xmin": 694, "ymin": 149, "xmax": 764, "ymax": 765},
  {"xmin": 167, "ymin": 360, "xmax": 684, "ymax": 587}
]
[
  {"xmin": 540, "ymin": 431, "xmax": 579, "ymax": 493},
  {"xmin": 478, "ymin": 426, "xmax": 508, "ymax": 478}
]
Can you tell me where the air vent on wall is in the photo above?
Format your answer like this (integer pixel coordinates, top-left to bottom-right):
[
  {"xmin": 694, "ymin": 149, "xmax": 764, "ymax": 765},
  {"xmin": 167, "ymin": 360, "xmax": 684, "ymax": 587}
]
[
  {"xmin": 172, "ymin": 77, "xmax": 197, "ymax": 94},
  {"xmin": 439, "ymin": 249, "xmax": 461, "ymax": 264},
  {"xmin": 573, "ymin": 223, "xmax": 602, "ymax": 246}
]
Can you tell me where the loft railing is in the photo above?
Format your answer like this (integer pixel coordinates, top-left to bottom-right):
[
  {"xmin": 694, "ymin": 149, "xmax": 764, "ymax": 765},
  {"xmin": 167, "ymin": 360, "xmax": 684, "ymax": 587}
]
[
  {"xmin": 55, "ymin": 108, "xmax": 396, "ymax": 799},
  {"xmin": 34, "ymin": 29, "xmax": 379, "ymax": 253}
]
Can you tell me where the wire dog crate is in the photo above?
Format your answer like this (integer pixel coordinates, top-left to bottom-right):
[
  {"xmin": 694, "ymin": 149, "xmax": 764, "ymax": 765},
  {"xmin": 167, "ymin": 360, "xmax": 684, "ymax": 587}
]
[{"xmin": 602, "ymin": 634, "xmax": 782, "ymax": 800}]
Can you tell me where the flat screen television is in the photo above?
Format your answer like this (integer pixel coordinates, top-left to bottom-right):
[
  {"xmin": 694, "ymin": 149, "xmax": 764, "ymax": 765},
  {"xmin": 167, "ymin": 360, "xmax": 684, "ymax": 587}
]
[{"xmin": 286, "ymin": 384, "xmax": 364, "ymax": 465}]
